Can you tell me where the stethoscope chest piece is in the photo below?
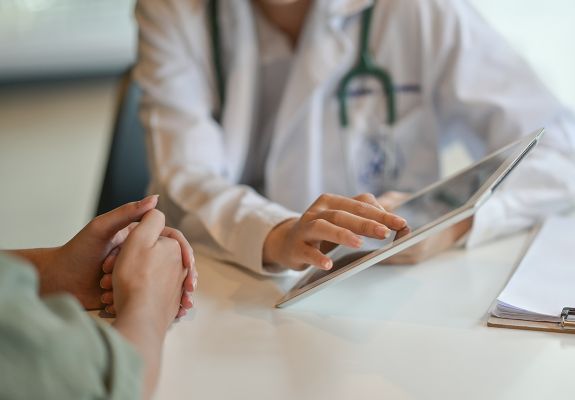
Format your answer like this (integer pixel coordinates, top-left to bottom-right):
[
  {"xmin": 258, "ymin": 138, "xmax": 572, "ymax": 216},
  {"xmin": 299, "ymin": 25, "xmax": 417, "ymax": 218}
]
[{"xmin": 343, "ymin": 118, "xmax": 400, "ymax": 195}]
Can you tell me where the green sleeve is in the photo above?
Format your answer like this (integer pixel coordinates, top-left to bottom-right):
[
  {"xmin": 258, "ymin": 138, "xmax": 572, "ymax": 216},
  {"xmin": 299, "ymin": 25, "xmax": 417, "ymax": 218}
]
[{"xmin": 0, "ymin": 253, "xmax": 143, "ymax": 400}]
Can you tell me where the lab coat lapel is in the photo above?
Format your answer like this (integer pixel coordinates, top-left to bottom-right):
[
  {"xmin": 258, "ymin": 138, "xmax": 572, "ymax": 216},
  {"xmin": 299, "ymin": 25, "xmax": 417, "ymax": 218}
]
[
  {"xmin": 221, "ymin": 1, "xmax": 258, "ymax": 183},
  {"xmin": 267, "ymin": 0, "xmax": 373, "ymax": 210},
  {"xmin": 273, "ymin": 0, "xmax": 373, "ymax": 131}
]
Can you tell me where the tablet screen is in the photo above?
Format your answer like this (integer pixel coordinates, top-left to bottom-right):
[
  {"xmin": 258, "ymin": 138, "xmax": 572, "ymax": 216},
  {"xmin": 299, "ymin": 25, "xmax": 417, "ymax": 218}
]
[{"xmin": 292, "ymin": 141, "xmax": 521, "ymax": 290}]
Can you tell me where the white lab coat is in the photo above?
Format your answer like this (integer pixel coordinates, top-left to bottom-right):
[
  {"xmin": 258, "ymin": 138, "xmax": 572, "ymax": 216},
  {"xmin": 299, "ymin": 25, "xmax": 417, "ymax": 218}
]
[{"xmin": 134, "ymin": 0, "xmax": 575, "ymax": 275}]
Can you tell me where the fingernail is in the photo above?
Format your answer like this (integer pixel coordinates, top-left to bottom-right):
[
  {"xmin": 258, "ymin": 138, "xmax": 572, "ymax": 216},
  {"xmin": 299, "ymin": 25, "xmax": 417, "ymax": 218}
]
[
  {"xmin": 375, "ymin": 225, "xmax": 390, "ymax": 239},
  {"xmin": 192, "ymin": 268, "xmax": 198, "ymax": 290},
  {"xmin": 351, "ymin": 235, "xmax": 363, "ymax": 248},
  {"xmin": 394, "ymin": 216, "xmax": 407, "ymax": 226},
  {"xmin": 321, "ymin": 259, "xmax": 333, "ymax": 270},
  {"xmin": 137, "ymin": 194, "xmax": 159, "ymax": 208}
]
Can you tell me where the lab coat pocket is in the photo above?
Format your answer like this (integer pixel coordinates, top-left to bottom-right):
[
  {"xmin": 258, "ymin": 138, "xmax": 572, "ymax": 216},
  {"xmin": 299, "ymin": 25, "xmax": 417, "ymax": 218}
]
[{"xmin": 343, "ymin": 106, "xmax": 430, "ymax": 195}]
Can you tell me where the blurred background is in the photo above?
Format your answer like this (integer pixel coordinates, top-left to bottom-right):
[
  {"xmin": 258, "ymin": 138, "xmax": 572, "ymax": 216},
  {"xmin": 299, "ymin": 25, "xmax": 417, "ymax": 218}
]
[{"xmin": 0, "ymin": 0, "xmax": 574, "ymax": 249}]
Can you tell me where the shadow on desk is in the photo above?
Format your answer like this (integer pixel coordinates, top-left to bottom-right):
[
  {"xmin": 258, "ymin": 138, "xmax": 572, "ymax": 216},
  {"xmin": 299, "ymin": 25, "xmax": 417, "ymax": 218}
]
[
  {"xmin": 194, "ymin": 250, "xmax": 423, "ymax": 342},
  {"xmin": 194, "ymin": 240, "xmax": 527, "ymax": 332}
]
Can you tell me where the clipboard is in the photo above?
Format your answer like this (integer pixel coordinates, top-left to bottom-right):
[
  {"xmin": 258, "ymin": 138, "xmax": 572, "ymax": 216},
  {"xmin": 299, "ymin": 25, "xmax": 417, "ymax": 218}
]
[
  {"xmin": 487, "ymin": 307, "xmax": 575, "ymax": 334},
  {"xmin": 487, "ymin": 219, "xmax": 575, "ymax": 334}
]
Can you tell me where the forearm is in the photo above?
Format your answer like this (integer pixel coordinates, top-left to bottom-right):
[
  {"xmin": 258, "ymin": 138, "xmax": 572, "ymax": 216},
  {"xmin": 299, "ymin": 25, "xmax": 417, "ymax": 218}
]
[
  {"xmin": 113, "ymin": 304, "xmax": 167, "ymax": 400},
  {"xmin": 7, "ymin": 247, "xmax": 54, "ymax": 270},
  {"xmin": 6, "ymin": 247, "xmax": 61, "ymax": 295},
  {"xmin": 158, "ymin": 171, "xmax": 299, "ymax": 274},
  {"xmin": 262, "ymin": 218, "xmax": 297, "ymax": 267}
]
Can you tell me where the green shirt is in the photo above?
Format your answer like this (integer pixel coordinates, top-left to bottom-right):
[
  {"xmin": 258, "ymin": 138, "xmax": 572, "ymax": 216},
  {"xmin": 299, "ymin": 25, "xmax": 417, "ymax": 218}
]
[{"xmin": 0, "ymin": 253, "xmax": 142, "ymax": 399}]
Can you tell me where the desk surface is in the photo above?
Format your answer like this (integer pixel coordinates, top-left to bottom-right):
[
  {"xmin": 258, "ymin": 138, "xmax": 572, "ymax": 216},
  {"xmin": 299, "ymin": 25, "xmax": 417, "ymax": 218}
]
[{"xmin": 155, "ymin": 231, "xmax": 575, "ymax": 400}]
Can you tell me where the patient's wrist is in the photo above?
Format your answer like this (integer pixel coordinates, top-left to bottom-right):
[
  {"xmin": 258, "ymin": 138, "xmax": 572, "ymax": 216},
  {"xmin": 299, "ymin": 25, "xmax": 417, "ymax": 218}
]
[{"xmin": 8, "ymin": 247, "xmax": 61, "ymax": 282}]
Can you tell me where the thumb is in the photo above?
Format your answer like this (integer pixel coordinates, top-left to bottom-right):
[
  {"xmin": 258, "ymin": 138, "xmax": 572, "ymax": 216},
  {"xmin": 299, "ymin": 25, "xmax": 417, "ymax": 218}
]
[
  {"xmin": 89, "ymin": 195, "xmax": 159, "ymax": 239},
  {"xmin": 124, "ymin": 208, "xmax": 166, "ymax": 248}
]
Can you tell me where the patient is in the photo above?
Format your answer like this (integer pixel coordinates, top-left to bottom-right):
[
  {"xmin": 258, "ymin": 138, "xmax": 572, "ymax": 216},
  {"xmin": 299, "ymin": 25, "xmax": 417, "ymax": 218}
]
[{"xmin": 0, "ymin": 195, "xmax": 196, "ymax": 400}]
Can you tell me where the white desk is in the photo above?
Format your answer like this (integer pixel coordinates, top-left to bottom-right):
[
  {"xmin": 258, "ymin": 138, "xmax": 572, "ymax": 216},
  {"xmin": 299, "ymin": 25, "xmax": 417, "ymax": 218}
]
[{"xmin": 155, "ymin": 232, "xmax": 575, "ymax": 400}]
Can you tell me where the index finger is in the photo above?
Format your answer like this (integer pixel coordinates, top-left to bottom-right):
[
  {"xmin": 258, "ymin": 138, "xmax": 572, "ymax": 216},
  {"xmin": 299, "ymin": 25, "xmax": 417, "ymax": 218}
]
[
  {"xmin": 319, "ymin": 194, "xmax": 406, "ymax": 230},
  {"xmin": 125, "ymin": 209, "xmax": 166, "ymax": 248}
]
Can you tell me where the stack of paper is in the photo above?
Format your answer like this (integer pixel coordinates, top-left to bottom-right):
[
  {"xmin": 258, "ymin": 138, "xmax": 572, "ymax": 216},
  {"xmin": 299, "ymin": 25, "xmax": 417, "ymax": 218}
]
[{"xmin": 491, "ymin": 216, "xmax": 575, "ymax": 323}]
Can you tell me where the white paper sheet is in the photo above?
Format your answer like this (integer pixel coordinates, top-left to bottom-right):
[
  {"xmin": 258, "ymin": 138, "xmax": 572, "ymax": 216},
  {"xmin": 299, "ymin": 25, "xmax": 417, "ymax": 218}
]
[{"xmin": 495, "ymin": 216, "xmax": 575, "ymax": 321}]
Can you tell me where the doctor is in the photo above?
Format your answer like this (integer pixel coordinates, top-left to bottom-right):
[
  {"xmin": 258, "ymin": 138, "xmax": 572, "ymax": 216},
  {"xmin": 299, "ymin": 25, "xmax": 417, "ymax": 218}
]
[{"xmin": 135, "ymin": 0, "xmax": 575, "ymax": 275}]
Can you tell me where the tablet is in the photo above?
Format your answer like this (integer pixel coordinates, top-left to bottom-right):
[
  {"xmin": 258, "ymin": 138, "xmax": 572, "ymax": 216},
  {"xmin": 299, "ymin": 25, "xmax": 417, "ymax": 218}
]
[{"xmin": 275, "ymin": 128, "xmax": 544, "ymax": 308}]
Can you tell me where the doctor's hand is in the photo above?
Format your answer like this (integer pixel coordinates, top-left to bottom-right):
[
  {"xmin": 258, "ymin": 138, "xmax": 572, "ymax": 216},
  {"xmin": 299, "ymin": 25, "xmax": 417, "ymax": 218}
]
[
  {"xmin": 263, "ymin": 193, "xmax": 407, "ymax": 271},
  {"xmin": 383, "ymin": 217, "xmax": 473, "ymax": 265},
  {"xmin": 376, "ymin": 190, "xmax": 473, "ymax": 264}
]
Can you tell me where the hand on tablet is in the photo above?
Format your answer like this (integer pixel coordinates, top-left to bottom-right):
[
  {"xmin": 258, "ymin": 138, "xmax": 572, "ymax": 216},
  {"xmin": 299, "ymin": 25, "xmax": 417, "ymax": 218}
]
[
  {"xmin": 377, "ymin": 190, "xmax": 473, "ymax": 264},
  {"xmin": 263, "ymin": 193, "xmax": 407, "ymax": 271},
  {"xmin": 384, "ymin": 217, "xmax": 473, "ymax": 265}
]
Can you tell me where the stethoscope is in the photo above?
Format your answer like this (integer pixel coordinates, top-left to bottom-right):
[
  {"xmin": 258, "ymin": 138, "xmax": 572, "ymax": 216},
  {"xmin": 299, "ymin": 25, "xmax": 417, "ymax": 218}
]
[
  {"xmin": 208, "ymin": 0, "xmax": 400, "ymax": 194},
  {"xmin": 208, "ymin": 0, "xmax": 397, "ymax": 126},
  {"xmin": 337, "ymin": 4, "xmax": 396, "ymax": 126}
]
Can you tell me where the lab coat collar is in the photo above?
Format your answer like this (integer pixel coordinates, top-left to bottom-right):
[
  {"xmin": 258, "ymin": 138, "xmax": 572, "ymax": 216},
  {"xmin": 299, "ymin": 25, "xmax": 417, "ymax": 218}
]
[
  {"xmin": 221, "ymin": 0, "xmax": 259, "ymax": 182},
  {"xmin": 269, "ymin": 0, "xmax": 371, "ymax": 194}
]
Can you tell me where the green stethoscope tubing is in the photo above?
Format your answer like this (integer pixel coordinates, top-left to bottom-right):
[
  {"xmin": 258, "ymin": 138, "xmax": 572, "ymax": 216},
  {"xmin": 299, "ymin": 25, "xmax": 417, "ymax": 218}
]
[
  {"xmin": 337, "ymin": 5, "xmax": 396, "ymax": 126},
  {"xmin": 208, "ymin": 1, "xmax": 396, "ymax": 126}
]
